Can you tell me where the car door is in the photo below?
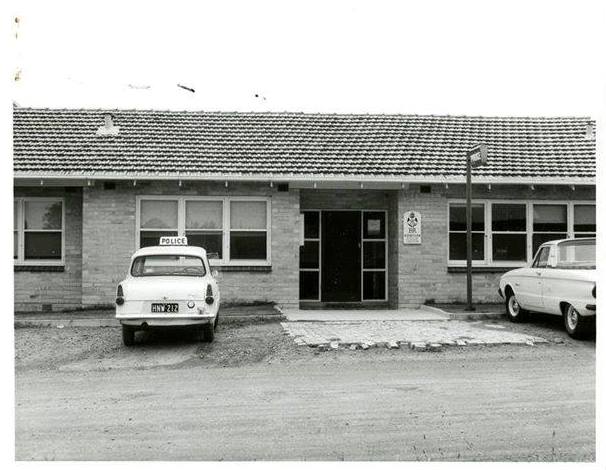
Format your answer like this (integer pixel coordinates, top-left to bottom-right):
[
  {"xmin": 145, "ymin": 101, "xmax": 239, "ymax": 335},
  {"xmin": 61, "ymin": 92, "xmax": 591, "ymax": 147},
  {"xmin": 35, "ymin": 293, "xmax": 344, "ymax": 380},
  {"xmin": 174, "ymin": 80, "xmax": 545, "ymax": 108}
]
[{"xmin": 523, "ymin": 246, "xmax": 550, "ymax": 311}]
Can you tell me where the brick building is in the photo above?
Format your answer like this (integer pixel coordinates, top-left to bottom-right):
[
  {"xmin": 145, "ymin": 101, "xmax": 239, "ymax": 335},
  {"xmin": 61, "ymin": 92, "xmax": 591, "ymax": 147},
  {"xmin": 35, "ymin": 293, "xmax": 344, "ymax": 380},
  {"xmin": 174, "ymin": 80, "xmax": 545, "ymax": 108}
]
[{"xmin": 13, "ymin": 107, "xmax": 596, "ymax": 312}]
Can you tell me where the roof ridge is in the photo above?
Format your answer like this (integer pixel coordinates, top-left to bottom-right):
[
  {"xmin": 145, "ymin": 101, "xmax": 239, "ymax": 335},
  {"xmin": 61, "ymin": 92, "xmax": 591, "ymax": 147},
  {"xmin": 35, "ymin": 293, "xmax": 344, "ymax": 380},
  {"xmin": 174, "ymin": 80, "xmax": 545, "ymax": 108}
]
[{"xmin": 12, "ymin": 106, "xmax": 593, "ymax": 122}]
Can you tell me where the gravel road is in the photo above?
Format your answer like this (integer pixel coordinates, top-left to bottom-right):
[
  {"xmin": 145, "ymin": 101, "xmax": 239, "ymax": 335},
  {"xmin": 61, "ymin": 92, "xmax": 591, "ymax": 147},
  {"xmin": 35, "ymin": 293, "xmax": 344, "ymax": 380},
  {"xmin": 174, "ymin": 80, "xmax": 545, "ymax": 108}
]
[{"xmin": 15, "ymin": 319, "xmax": 595, "ymax": 461}]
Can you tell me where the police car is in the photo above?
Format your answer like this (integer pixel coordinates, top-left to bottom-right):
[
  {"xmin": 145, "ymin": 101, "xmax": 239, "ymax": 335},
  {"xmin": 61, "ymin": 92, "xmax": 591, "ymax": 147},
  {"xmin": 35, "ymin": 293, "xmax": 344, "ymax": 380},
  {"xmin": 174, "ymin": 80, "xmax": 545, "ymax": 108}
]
[{"xmin": 115, "ymin": 236, "xmax": 220, "ymax": 346}]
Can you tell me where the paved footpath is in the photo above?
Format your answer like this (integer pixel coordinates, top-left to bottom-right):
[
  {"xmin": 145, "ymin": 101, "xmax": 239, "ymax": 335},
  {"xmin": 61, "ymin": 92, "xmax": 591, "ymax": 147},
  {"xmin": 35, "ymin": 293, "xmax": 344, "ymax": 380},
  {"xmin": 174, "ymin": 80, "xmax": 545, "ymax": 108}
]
[{"xmin": 281, "ymin": 320, "xmax": 546, "ymax": 349}]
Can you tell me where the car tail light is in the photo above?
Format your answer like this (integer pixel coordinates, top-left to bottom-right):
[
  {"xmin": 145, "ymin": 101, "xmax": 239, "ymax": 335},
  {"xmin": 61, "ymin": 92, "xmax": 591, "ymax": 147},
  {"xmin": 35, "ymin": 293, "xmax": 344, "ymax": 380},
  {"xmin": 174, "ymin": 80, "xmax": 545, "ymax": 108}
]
[
  {"xmin": 205, "ymin": 284, "xmax": 214, "ymax": 305},
  {"xmin": 116, "ymin": 284, "xmax": 125, "ymax": 306},
  {"xmin": 592, "ymin": 284, "xmax": 596, "ymax": 298}
]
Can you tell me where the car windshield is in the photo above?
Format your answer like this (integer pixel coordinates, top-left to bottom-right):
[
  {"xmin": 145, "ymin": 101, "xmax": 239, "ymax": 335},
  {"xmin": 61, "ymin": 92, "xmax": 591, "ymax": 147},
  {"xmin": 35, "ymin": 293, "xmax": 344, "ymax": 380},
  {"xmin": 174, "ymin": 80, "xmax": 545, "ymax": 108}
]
[
  {"xmin": 131, "ymin": 255, "xmax": 206, "ymax": 277},
  {"xmin": 556, "ymin": 239, "xmax": 595, "ymax": 269}
]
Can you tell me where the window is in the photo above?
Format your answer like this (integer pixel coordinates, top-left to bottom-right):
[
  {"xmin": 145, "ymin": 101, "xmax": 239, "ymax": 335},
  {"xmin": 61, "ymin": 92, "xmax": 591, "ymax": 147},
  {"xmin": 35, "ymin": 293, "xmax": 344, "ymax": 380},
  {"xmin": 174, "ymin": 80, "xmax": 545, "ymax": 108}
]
[
  {"xmin": 532, "ymin": 246, "xmax": 550, "ymax": 268},
  {"xmin": 362, "ymin": 211, "xmax": 387, "ymax": 300},
  {"xmin": 448, "ymin": 200, "xmax": 595, "ymax": 266},
  {"xmin": 229, "ymin": 201, "xmax": 268, "ymax": 260},
  {"xmin": 185, "ymin": 201, "xmax": 223, "ymax": 259},
  {"xmin": 139, "ymin": 200, "xmax": 178, "ymax": 248},
  {"xmin": 492, "ymin": 204, "xmax": 526, "ymax": 261},
  {"xmin": 299, "ymin": 211, "xmax": 320, "ymax": 300},
  {"xmin": 137, "ymin": 197, "xmax": 270, "ymax": 264},
  {"xmin": 532, "ymin": 204, "xmax": 567, "ymax": 254},
  {"xmin": 131, "ymin": 255, "xmax": 206, "ymax": 277},
  {"xmin": 14, "ymin": 198, "xmax": 64, "ymax": 264},
  {"xmin": 448, "ymin": 204, "xmax": 485, "ymax": 261},
  {"xmin": 573, "ymin": 204, "xmax": 596, "ymax": 238}
]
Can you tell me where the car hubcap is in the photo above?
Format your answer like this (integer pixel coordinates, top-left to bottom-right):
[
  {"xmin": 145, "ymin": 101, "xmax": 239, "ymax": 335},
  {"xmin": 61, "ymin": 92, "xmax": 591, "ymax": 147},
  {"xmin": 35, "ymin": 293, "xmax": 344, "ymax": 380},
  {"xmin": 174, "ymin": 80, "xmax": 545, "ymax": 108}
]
[
  {"xmin": 508, "ymin": 296, "xmax": 520, "ymax": 316},
  {"xmin": 567, "ymin": 307, "xmax": 578, "ymax": 330}
]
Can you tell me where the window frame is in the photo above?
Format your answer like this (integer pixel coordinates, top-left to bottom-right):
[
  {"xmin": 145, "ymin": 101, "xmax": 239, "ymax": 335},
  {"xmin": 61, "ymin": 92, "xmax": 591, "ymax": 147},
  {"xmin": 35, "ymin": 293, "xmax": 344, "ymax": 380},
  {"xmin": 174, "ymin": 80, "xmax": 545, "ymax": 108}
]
[
  {"xmin": 14, "ymin": 197, "xmax": 66, "ymax": 266},
  {"xmin": 447, "ymin": 199, "xmax": 595, "ymax": 267},
  {"xmin": 447, "ymin": 202, "xmax": 487, "ymax": 265},
  {"xmin": 136, "ymin": 195, "xmax": 271, "ymax": 266},
  {"xmin": 572, "ymin": 203, "xmax": 597, "ymax": 239}
]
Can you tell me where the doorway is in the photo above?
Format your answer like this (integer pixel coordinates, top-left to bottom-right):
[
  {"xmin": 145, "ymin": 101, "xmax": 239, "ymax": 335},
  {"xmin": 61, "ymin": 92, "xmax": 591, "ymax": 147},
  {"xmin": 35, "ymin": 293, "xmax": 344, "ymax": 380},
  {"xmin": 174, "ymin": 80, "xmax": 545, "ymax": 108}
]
[{"xmin": 299, "ymin": 210, "xmax": 388, "ymax": 304}]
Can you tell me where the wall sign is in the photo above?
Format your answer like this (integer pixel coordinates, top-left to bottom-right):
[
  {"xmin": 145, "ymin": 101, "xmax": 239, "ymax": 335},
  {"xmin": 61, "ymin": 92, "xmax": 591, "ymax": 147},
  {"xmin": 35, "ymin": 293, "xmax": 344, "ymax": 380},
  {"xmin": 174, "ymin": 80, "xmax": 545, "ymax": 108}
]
[
  {"xmin": 367, "ymin": 219, "xmax": 381, "ymax": 236},
  {"xmin": 403, "ymin": 210, "xmax": 421, "ymax": 244}
]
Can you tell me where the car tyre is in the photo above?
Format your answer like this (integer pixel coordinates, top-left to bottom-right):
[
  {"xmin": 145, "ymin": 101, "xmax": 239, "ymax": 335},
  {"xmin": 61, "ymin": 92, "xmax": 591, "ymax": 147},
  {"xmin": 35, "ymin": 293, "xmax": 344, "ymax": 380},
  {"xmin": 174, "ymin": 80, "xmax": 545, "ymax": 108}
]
[
  {"xmin": 564, "ymin": 304, "xmax": 593, "ymax": 339},
  {"xmin": 505, "ymin": 290, "xmax": 528, "ymax": 322},
  {"xmin": 122, "ymin": 325, "xmax": 135, "ymax": 346},
  {"xmin": 202, "ymin": 322, "xmax": 215, "ymax": 342}
]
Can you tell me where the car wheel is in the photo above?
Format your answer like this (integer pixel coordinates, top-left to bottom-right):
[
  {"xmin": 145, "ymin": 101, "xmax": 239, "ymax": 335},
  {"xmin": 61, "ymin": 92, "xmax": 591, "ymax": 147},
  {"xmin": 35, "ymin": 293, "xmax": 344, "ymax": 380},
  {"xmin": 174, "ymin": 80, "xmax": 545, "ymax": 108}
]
[
  {"xmin": 564, "ymin": 304, "xmax": 592, "ymax": 339},
  {"xmin": 122, "ymin": 325, "xmax": 135, "ymax": 346},
  {"xmin": 202, "ymin": 322, "xmax": 215, "ymax": 342},
  {"xmin": 505, "ymin": 290, "xmax": 527, "ymax": 322}
]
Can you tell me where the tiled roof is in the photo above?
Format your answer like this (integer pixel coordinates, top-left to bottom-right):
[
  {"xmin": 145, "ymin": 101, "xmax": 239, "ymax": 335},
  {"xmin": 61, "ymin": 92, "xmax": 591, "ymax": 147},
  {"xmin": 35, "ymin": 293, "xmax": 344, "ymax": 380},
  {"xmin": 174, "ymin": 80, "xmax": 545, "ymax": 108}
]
[{"xmin": 13, "ymin": 107, "xmax": 596, "ymax": 181}]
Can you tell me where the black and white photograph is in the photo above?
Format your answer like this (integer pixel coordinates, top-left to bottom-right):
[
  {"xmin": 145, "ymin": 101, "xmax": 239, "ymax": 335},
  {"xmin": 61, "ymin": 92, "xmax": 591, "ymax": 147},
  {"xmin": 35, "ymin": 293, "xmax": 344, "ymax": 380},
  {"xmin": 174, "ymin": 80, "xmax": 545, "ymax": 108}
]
[{"xmin": 4, "ymin": 0, "xmax": 605, "ymax": 465}]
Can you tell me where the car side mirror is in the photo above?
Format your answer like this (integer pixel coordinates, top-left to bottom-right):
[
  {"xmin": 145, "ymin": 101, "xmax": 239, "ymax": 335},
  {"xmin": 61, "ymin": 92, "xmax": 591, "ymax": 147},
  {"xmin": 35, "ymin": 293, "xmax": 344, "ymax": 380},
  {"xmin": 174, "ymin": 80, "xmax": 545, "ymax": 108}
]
[{"xmin": 211, "ymin": 269, "xmax": 219, "ymax": 278}]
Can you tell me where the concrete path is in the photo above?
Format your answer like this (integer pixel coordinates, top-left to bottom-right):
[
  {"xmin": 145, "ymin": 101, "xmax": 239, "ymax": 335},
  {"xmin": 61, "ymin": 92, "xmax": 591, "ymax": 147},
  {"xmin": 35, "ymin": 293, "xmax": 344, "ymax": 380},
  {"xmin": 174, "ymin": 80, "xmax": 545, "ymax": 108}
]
[
  {"xmin": 280, "ymin": 307, "xmax": 450, "ymax": 322},
  {"xmin": 281, "ymin": 319, "xmax": 546, "ymax": 349}
]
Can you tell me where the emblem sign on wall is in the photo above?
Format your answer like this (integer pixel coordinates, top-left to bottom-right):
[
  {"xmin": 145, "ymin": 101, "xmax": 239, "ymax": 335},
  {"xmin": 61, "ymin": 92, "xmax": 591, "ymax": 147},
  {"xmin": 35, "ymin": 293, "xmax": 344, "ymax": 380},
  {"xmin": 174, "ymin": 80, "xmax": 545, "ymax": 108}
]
[{"xmin": 403, "ymin": 210, "xmax": 422, "ymax": 244}]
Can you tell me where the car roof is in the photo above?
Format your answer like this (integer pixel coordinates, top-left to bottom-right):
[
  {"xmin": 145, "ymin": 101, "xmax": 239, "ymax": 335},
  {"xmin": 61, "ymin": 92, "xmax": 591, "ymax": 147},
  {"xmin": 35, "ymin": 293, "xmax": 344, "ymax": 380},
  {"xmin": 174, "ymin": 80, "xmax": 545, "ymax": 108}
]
[
  {"xmin": 540, "ymin": 237, "xmax": 595, "ymax": 247},
  {"xmin": 131, "ymin": 245, "xmax": 207, "ymax": 259}
]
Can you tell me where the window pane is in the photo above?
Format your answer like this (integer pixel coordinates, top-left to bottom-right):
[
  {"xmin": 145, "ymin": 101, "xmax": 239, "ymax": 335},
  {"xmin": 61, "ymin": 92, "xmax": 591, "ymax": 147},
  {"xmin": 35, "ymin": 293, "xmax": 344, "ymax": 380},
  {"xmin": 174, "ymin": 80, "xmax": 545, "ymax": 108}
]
[
  {"xmin": 140, "ymin": 230, "xmax": 178, "ymax": 248},
  {"xmin": 449, "ymin": 233, "xmax": 484, "ymax": 260},
  {"xmin": 532, "ymin": 247, "xmax": 550, "ymax": 268},
  {"xmin": 186, "ymin": 201, "xmax": 223, "ymax": 229},
  {"xmin": 492, "ymin": 204, "xmax": 526, "ymax": 232},
  {"xmin": 300, "ymin": 241, "xmax": 319, "ymax": 269},
  {"xmin": 230, "ymin": 201, "xmax": 266, "ymax": 229},
  {"xmin": 24, "ymin": 232, "xmax": 61, "ymax": 259},
  {"xmin": 230, "ymin": 232, "xmax": 267, "ymax": 259},
  {"xmin": 363, "ymin": 212, "xmax": 386, "ymax": 239},
  {"xmin": 493, "ymin": 234, "xmax": 526, "ymax": 261},
  {"xmin": 533, "ymin": 205, "xmax": 567, "ymax": 232},
  {"xmin": 300, "ymin": 271, "xmax": 319, "ymax": 300},
  {"xmin": 186, "ymin": 231, "xmax": 223, "ymax": 259},
  {"xmin": 131, "ymin": 255, "xmax": 206, "ymax": 277},
  {"xmin": 140, "ymin": 200, "xmax": 178, "ymax": 229},
  {"xmin": 363, "ymin": 241, "xmax": 386, "ymax": 269},
  {"xmin": 14, "ymin": 232, "xmax": 18, "ymax": 259},
  {"xmin": 532, "ymin": 233, "xmax": 567, "ymax": 256},
  {"xmin": 574, "ymin": 205, "xmax": 596, "ymax": 233},
  {"xmin": 24, "ymin": 201, "xmax": 62, "ymax": 230},
  {"xmin": 303, "ymin": 212, "xmax": 319, "ymax": 239},
  {"xmin": 449, "ymin": 205, "xmax": 484, "ymax": 231},
  {"xmin": 363, "ymin": 271, "xmax": 386, "ymax": 300}
]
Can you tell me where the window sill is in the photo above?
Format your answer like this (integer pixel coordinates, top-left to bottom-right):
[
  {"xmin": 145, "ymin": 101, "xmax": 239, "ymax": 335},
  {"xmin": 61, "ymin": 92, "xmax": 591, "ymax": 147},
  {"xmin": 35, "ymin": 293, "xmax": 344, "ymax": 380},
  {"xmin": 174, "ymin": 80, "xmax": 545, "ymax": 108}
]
[
  {"xmin": 447, "ymin": 266, "xmax": 519, "ymax": 273},
  {"xmin": 14, "ymin": 265, "xmax": 65, "ymax": 272},
  {"xmin": 214, "ymin": 265, "xmax": 272, "ymax": 273}
]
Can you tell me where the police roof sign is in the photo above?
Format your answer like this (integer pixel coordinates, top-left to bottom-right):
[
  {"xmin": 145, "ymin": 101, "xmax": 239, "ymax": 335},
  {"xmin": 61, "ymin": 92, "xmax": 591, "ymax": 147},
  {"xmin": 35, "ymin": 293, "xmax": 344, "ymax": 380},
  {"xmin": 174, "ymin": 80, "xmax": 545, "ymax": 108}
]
[
  {"xmin": 403, "ymin": 210, "xmax": 421, "ymax": 244},
  {"xmin": 159, "ymin": 236, "xmax": 188, "ymax": 246}
]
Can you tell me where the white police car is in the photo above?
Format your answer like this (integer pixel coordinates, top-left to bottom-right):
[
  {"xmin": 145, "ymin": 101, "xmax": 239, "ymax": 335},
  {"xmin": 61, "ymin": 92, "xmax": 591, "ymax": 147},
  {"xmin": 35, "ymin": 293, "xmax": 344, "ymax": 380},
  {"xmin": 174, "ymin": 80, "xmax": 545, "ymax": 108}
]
[{"xmin": 115, "ymin": 236, "xmax": 221, "ymax": 346}]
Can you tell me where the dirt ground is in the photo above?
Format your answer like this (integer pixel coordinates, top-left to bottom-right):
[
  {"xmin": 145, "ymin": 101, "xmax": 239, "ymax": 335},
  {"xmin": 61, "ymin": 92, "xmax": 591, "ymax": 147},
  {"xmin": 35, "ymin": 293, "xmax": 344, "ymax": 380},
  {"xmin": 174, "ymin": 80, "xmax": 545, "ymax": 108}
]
[
  {"xmin": 15, "ymin": 311, "xmax": 592, "ymax": 372},
  {"xmin": 14, "ymin": 314, "xmax": 595, "ymax": 461}
]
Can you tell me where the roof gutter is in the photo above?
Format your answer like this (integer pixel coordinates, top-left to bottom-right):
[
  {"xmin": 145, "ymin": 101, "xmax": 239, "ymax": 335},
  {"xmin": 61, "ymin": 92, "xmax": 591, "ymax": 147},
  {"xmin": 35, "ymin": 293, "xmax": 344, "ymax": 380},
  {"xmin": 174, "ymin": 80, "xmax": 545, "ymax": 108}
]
[{"xmin": 13, "ymin": 172, "xmax": 596, "ymax": 186}]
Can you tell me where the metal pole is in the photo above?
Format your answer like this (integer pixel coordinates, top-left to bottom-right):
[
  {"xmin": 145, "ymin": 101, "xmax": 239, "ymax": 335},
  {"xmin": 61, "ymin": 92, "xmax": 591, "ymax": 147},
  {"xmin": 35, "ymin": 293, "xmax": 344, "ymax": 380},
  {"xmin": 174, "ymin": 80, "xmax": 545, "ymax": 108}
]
[{"xmin": 465, "ymin": 154, "xmax": 474, "ymax": 311}]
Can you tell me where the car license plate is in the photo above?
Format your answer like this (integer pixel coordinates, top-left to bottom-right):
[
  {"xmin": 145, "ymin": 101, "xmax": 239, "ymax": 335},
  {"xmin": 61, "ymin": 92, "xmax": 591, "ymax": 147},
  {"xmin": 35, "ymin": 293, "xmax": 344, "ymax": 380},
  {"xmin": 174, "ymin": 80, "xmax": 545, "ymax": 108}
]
[{"xmin": 151, "ymin": 303, "xmax": 179, "ymax": 313}]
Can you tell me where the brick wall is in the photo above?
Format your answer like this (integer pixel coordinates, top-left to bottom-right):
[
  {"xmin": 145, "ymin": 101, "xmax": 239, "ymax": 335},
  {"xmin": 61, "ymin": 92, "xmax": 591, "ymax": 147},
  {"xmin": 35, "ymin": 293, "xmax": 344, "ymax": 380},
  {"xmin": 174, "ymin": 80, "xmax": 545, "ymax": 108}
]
[
  {"xmin": 14, "ymin": 187, "xmax": 82, "ymax": 312},
  {"xmin": 397, "ymin": 184, "xmax": 596, "ymax": 307},
  {"xmin": 81, "ymin": 181, "xmax": 300, "ymax": 308}
]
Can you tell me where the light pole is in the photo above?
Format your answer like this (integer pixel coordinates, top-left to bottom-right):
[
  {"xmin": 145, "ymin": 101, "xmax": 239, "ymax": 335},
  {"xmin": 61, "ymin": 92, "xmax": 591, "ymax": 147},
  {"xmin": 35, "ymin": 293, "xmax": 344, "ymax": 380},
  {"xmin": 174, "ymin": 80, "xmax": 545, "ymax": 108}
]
[{"xmin": 465, "ymin": 144, "xmax": 488, "ymax": 311}]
